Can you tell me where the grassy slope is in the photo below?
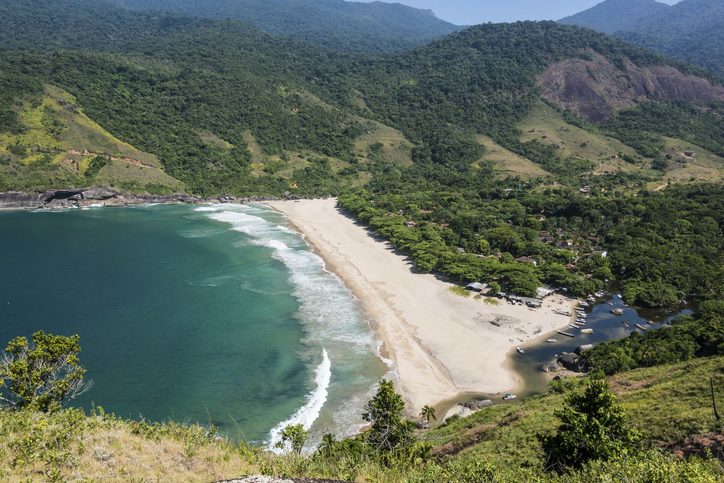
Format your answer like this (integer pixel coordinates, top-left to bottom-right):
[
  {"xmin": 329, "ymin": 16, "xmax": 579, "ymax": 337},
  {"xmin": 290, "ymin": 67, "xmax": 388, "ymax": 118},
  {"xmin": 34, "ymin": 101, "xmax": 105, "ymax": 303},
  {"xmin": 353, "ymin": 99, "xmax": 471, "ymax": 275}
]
[
  {"xmin": 0, "ymin": 85, "xmax": 184, "ymax": 193},
  {"xmin": 476, "ymin": 134, "xmax": 550, "ymax": 179},
  {"xmin": 1, "ymin": 357, "xmax": 721, "ymax": 482},
  {"xmin": 423, "ymin": 356, "xmax": 723, "ymax": 467},
  {"xmin": 518, "ymin": 101, "xmax": 724, "ymax": 183},
  {"xmin": 519, "ymin": 101, "xmax": 646, "ymax": 173}
]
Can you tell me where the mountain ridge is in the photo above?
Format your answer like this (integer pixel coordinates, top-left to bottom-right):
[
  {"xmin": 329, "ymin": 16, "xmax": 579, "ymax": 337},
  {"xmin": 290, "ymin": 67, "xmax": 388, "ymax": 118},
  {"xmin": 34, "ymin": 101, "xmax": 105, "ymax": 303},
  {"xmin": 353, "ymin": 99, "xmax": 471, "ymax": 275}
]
[
  {"xmin": 561, "ymin": 0, "xmax": 724, "ymax": 76},
  {"xmin": 107, "ymin": 0, "xmax": 461, "ymax": 52}
]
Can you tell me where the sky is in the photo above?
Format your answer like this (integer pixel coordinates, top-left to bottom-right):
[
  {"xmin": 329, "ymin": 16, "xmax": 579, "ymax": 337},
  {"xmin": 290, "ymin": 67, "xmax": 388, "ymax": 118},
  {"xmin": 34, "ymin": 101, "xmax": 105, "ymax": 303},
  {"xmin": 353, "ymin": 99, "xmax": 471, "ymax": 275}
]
[{"xmin": 356, "ymin": 0, "xmax": 681, "ymax": 25}]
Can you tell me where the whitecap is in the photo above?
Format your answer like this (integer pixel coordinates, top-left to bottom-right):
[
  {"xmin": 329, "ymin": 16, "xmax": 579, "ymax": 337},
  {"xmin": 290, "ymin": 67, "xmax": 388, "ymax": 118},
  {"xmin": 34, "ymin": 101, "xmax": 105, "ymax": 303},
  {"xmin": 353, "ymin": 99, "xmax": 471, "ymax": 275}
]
[
  {"xmin": 203, "ymin": 205, "xmax": 383, "ymax": 443},
  {"xmin": 268, "ymin": 349, "xmax": 331, "ymax": 453}
]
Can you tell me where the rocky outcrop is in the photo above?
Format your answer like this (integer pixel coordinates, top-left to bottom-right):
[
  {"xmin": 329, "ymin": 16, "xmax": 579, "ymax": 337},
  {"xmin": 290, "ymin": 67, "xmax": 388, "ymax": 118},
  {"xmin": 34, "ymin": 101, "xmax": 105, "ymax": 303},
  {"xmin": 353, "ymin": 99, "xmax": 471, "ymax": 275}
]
[
  {"xmin": 81, "ymin": 188, "xmax": 118, "ymax": 200},
  {"xmin": 0, "ymin": 188, "xmax": 311, "ymax": 210},
  {"xmin": 537, "ymin": 52, "xmax": 724, "ymax": 122},
  {"xmin": 463, "ymin": 399, "xmax": 494, "ymax": 410},
  {"xmin": 556, "ymin": 352, "xmax": 587, "ymax": 372},
  {"xmin": 0, "ymin": 191, "xmax": 49, "ymax": 209}
]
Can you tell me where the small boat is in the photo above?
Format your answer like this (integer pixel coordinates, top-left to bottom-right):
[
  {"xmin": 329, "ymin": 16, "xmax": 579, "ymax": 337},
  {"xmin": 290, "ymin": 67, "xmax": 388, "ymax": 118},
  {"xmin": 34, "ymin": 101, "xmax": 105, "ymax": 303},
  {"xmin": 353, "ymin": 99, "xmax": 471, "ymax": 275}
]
[
  {"xmin": 580, "ymin": 328, "xmax": 594, "ymax": 334},
  {"xmin": 503, "ymin": 393, "xmax": 517, "ymax": 401},
  {"xmin": 622, "ymin": 321, "xmax": 630, "ymax": 327},
  {"xmin": 611, "ymin": 308, "xmax": 624, "ymax": 316},
  {"xmin": 647, "ymin": 320, "xmax": 656, "ymax": 325},
  {"xmin": 516, "ymin": 347, "xmax": 525, "ymax": 355},
  {"xmin": 617, "ymin": 294, "xmax": 623, "ymax": 299},
  {"xmin": 635, "ymin": 324, "xmax": 649, "ymax": 331},
  {"xmin": 546, "ymin": 338, "xmax": 558, "ymax": 343},
  {"xmin": 557, "ymin": 330, "xmax": 575, "ymax": 338},
  {"xmin": 579, "ymin": 301, "xmax": 590, "ymax": 307}
]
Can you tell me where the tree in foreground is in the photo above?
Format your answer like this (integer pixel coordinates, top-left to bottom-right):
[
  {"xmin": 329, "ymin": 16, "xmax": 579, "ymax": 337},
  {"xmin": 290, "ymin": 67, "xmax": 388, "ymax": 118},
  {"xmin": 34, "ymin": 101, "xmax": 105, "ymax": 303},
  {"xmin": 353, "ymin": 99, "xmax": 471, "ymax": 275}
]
[
  {"xmin": 0, "ymin": 331, "xmax": 92, "ymax": 411},
  {"xmin": 540, "ymin": 378, "xmax": 640, "ymax": 472},
  {"xmin": 362, "ymin": 379, "xmax": 415, "ymax": 453},
  {"xmin": 276, "ymin": 423, "xmax": 308, "ymax": 455},
  {"xmin": 420, "ymin": 405, "xmax": 436, "ymax": 426}
]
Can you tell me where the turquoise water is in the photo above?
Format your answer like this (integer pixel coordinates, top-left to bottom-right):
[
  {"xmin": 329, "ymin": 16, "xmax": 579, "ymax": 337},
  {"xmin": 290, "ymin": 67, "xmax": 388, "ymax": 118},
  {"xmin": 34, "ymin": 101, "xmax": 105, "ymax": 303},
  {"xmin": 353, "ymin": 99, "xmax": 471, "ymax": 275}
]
[{"xmin": 0, "ymin": 204, "xmax": 385, "ymax": 446}]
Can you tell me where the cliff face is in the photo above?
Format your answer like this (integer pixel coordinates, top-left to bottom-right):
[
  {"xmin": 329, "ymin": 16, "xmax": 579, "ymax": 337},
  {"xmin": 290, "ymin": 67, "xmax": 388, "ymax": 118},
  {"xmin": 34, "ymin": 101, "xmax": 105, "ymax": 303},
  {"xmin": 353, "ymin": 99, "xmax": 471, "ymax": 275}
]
[{"xmin": 537, "ymin": 53, "xmax": 724, "ymax": 122}]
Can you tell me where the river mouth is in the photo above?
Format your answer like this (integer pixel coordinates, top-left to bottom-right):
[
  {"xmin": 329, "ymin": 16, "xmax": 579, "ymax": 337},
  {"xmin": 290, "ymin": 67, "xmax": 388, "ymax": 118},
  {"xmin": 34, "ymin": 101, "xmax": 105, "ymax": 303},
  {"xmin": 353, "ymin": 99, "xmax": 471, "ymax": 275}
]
[{"xmin": 512, "ymin": 294, "xmax": 691, "ymax": 395}]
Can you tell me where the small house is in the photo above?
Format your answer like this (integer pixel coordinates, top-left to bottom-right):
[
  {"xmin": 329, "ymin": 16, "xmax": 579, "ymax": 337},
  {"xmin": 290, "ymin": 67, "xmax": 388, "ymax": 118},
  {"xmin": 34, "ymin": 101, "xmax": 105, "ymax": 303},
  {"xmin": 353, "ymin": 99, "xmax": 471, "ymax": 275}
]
[{"xmin": 466, "ymin": 282, "xmax": 489, "ymax": 293}]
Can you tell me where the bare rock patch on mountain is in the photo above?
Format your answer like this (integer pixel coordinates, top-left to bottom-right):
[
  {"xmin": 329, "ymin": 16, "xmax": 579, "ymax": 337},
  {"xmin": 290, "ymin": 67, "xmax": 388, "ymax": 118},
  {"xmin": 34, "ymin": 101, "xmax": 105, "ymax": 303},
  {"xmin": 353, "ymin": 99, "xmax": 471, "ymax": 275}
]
[{"xmin": 537, "ymin": 52, "xmax": 724, "ymax": 122}]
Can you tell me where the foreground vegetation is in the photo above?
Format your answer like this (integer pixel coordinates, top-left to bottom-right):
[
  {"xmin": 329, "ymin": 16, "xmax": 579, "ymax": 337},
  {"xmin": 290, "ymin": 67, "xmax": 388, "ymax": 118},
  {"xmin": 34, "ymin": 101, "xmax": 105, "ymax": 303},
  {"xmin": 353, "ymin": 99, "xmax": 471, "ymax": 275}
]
[
  {"xmin": 1, "ymin": 331, "xmax": 722, "ymax": 481},
  {"xmin": 3, "ymin": 364, "xmax": 722, "ymax": 481}
]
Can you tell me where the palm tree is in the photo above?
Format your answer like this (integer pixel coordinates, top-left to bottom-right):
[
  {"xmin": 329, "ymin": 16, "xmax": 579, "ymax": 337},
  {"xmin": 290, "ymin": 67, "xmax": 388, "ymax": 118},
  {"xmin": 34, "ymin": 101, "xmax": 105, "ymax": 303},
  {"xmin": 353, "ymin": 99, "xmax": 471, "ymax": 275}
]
[
  {"xmin": 420, "ymin": 405, "xmax": 437, "ymax": 426},
  {"xmin": 319, "ymin": 433, "xmax": 336, "ymax": 457}
]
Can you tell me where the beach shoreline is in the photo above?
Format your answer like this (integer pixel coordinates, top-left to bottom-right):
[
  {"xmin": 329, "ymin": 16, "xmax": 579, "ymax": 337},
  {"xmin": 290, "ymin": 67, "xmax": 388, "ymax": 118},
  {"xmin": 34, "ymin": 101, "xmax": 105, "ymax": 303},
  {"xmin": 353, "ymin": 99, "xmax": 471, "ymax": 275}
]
[{"xmin": 265, "ymin": 198, "xmax": 577, "ymax": 415}]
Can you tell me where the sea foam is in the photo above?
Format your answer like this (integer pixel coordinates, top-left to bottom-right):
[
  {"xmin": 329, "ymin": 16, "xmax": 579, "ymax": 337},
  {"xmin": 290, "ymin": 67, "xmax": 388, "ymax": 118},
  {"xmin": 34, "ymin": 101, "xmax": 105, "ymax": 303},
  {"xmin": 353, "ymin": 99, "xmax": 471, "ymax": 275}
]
[
  {"xmin": 267, "ymin": 348, "xmax": 331, "ymax": 453},
  {"xmin": 202, "ymin": 204, "xmax": 384, "ymax": 449}
]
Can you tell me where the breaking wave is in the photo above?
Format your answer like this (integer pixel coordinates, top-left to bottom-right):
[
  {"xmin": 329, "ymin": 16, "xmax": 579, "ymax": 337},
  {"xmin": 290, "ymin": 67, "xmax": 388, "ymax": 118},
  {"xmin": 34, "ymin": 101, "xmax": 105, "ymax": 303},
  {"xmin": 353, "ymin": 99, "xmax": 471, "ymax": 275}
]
[{"xmin": 267, "ymin": 348, "xmax": 331, "ymax": 453}]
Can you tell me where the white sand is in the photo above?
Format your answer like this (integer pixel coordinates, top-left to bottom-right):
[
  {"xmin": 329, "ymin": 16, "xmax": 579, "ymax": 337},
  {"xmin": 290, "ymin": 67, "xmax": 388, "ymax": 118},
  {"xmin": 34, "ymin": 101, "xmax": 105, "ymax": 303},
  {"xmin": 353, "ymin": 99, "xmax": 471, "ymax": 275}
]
[{"xmin": 266, "ymin": 199, "xmax": 576, "ymax": 412}]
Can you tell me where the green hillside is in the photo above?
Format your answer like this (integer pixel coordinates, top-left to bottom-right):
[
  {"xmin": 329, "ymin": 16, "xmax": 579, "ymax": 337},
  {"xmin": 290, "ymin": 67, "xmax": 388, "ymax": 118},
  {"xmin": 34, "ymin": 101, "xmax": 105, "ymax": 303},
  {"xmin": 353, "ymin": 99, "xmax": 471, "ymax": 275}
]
[
  {"xmin": 1, "ymin": 2, "xmax": 721, "ymax": 195},
  {"xmin": 0, "ymin": 85, "xmax": 183, "ymax": 192}
]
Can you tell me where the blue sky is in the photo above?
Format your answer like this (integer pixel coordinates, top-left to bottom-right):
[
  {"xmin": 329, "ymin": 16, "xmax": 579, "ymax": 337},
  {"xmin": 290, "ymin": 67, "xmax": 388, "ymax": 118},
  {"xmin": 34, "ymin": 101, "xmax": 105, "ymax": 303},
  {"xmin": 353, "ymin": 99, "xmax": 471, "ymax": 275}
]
[{"xmin": 356, "ymin": 0, "xmax": 680, "ymax": 25}]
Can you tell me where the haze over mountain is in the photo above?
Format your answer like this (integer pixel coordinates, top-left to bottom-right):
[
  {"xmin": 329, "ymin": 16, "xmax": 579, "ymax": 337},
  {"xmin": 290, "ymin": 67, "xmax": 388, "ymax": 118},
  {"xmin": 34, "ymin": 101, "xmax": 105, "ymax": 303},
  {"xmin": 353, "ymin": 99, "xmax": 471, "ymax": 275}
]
[
  {"xmin": 561, "ymin": 0, "xmax": 724, "ymax": 75},
  {"xmin": 107, "ymin": 0, "xmax": 460, "ymax": 52}
]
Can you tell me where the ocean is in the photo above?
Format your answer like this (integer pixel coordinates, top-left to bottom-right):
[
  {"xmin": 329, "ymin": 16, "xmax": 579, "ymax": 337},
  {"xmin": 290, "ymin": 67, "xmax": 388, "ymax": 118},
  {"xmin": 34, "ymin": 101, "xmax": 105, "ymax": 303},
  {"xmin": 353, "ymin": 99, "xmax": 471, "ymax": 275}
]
[{"xmin": 0, "ymin": 203, "xmax": 386, "ymax": 447}]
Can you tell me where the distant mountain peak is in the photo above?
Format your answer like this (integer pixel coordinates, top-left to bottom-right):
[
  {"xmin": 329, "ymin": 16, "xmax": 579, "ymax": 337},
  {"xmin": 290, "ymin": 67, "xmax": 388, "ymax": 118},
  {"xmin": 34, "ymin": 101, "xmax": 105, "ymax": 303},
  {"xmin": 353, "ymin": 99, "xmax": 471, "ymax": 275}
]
[
  {"xmin": 560, "ymin": 0, "xmax": 724, "ymax": 76},
  {"xmin": 560, "ymin": 0, "xmax": 671, "ymax": 34}
]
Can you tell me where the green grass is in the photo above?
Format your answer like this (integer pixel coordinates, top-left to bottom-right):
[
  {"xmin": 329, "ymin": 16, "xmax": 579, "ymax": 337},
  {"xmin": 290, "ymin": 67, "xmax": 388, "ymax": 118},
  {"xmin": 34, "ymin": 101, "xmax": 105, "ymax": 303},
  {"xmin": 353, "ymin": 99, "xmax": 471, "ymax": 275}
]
[
  {"xmin": 422, "ymin": 356, "xmax": 723, "ymax": 468},
  {"xmin": 448, "ymin": 286, "xmax": 472, "ymax": 298},
  {"xmin": 476, "ymin": 134, "xmax": 550, "ymax": 179},
  {"xmin": 0, "ymin": 85, "xmax": 183, "ymax": 192},
  {"xmin": 0, "ymin": 357, "xmax": 721, "ymax": 481},
  {"xmin": 518, "ymin": 101, "xmax": 724, "ymax": 187},
  {"xmin": 354, "ymin": 121, "xmax": 414, "ymax": 167},
  {"xmin": 519, "ymin": 101, "xmax": 646, "ymax": 173},
  {"xmin": 654, "ymin": 137, "xmax": 724, "ymax": 186}
]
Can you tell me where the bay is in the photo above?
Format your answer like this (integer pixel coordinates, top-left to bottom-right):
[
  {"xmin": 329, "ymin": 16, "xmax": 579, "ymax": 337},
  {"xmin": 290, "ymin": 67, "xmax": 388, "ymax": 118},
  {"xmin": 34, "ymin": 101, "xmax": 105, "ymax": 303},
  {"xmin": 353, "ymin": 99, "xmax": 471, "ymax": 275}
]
[{"xmin": 0, "ymin": 204, "xmax": 385, "ymax": 445}]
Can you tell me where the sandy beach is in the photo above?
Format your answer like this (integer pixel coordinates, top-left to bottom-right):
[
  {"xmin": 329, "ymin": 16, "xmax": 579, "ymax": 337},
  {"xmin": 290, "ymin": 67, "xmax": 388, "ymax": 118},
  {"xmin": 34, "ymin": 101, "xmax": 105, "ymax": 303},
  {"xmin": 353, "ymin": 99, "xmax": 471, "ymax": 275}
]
[{"xmin": 266, "ymin": 198, "xmax": 576, "ymax": 413}]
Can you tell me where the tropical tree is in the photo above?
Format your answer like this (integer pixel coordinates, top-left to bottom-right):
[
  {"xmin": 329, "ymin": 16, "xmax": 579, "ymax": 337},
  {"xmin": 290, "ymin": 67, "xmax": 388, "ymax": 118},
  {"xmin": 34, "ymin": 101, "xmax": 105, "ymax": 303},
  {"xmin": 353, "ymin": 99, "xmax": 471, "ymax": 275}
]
[
  {"xmin": 362, "ymin": 379, "xmax": 415, "ymax": 453},
  {"xmin": 275, "ymin": 423, "xmax": 308, "ymax": 455},
  {"xmin": 540, "ymin": 378, "xmax": 640, "ymax": 472},
  {"xmin": 420, "ymin": 405, "xmax": 437, "ymax": 426},
  {"xmin": 318, "ymin": 433, "xmax": 337, "ymax": 458},
  {"xmin": 0, "ymin": 331, "xmax": 92, "ymax": 411}
]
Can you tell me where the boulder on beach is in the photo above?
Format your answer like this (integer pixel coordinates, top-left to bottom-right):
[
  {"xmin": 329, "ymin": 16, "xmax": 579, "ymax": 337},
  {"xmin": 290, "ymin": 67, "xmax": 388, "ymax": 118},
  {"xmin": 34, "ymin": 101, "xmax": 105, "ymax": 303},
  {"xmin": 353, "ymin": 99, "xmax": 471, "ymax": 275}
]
[
  {"xmin": 463, "ymin": 399, "xmax": 494, "ymax": 410},
  {"xmin": 82, "ymin": 188, "xmax": 118, "ymax": 200},
  {"xmin": 557, "ymin": 352, "xmax": 584, "ymax": 371},
  {"xmin": 543, "ymin": 360, "xmax": 562, "ymax": 373}
]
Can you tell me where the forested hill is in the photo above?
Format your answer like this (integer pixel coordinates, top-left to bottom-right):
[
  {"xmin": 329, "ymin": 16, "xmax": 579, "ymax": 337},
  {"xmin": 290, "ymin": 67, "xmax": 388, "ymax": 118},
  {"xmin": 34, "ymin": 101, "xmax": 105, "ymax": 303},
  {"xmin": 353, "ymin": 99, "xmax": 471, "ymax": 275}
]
[
  {"xmin": 560, "ymin": 0, "xmax": 724, "ymax": 76},
  {"xmin": 107, "ymin": 0, "xmax": 460, "ymax": 52},
  {"xmin": 1, "ymin": 0, "xmax": 722, "ymax": 197}
]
